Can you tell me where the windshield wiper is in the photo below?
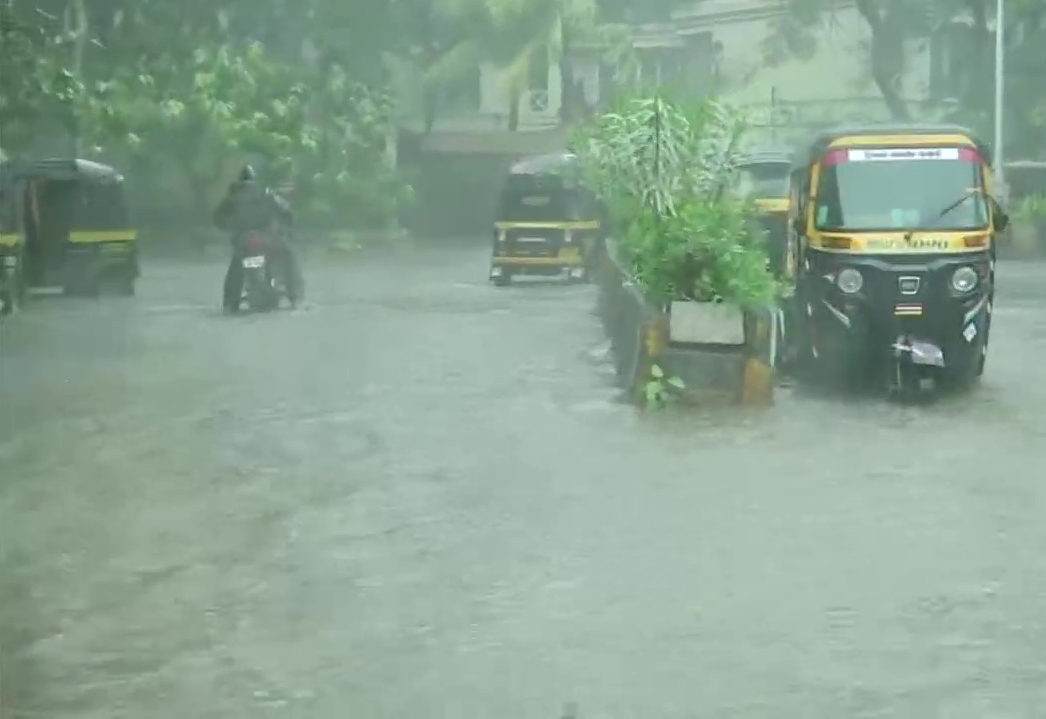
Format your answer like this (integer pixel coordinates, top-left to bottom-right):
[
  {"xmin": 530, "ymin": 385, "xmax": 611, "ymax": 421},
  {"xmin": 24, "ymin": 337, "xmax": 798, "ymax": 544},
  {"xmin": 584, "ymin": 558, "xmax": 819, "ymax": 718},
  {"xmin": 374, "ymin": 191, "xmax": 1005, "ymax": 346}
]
[{"xmin": 903, "ymin": 190, "xmax": 982, "ymax": 243}]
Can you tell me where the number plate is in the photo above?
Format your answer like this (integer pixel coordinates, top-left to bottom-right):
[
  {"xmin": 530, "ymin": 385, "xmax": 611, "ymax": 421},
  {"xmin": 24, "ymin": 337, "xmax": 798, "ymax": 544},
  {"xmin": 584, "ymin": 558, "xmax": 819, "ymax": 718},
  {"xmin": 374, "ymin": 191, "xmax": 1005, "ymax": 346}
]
[
  {"xmin": 559, "ymin": 247, "xmax": 580, "ymax": 259},
  {"xmin": 2, "ymin": 256, "xmax": 16, "ymax": 267},
  {"xmin": 517, "ymin": 236, "xmax": 545, "ymax": 243},
  {"xmin": 242, "ymin": 255, "xmax": 265, "ymax": 268}
]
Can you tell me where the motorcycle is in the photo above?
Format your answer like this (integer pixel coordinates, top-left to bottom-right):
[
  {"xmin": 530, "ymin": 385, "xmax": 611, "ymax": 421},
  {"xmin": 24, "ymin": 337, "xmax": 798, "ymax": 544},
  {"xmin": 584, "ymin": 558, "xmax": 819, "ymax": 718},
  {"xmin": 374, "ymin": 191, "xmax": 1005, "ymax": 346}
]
[{"xmin": 240, "ymin": 230, "xmax": 290, "ymax": 313}]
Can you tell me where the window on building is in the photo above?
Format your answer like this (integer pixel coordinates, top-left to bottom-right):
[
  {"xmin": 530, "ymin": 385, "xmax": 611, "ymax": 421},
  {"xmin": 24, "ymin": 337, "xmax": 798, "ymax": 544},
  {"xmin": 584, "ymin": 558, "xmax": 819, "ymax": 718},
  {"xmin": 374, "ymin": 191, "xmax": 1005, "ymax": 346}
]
[{"xmin": 529, "ymin": 46, "xmax": 549, "ymax": 92}]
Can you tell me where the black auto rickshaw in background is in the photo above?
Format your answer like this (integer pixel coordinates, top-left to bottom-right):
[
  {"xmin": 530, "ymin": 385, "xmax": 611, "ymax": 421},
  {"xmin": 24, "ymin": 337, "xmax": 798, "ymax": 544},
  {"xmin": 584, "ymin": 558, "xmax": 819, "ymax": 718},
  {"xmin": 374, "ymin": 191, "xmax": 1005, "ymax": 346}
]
[
  {"xmin": 782, "ymin": 123, "xmax": 1008, "ymax": 395},
  {"xmin": 489, "ymin": 152, "xmax": 605, "ymax": 286},
  {"xmin": 0, "ymin": 158, "xmax": 138, "ymax": 298},
  {"xmin": 733, "ymin": 149, "xmax": 792, "ymax": 278}
]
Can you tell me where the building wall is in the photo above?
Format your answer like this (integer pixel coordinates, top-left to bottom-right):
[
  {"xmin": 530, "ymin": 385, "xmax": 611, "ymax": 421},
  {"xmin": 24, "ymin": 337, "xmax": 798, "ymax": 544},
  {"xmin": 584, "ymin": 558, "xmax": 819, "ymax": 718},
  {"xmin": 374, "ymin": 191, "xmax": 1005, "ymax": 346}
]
[
  {"xmin": 404, "ymin": 0, "xmax": 951, "ymax": 136},
  {"xmin": 672, "ymin": 0, "xmax": 931, "ymax": 107},
  {"xmin": 399, "ymin": 53, "xmax": 601, "ymax": 134},
  {"xmin": 668, "ymin": 0, "xmax": 941, "ymax": 147}
]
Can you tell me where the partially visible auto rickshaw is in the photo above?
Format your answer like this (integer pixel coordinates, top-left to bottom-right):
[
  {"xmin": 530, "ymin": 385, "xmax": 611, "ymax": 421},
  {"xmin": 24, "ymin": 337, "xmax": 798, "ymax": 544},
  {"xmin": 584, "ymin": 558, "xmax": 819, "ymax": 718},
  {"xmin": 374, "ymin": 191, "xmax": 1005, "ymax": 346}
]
[
  {"xmin": 0, "ymin": 158, "xmax": 138, "ymax": 297},
  {"xmin": 489, "ymin": 152, "xmax": 605, "ymax": 286},
  {"xmin": 1001, "ymin": 160, "xmax": 1046, "ymax": 255},
  {"xmin": 734, "ymin": 149, "xmax": 792, "ymax": 278},
  {"xmin": 782, "ymin": 123, "xmax": 1007, "ymax": 394},
  {"xmin": 0, "ymin": 162, "xmax": 25, "ymax": 313}
]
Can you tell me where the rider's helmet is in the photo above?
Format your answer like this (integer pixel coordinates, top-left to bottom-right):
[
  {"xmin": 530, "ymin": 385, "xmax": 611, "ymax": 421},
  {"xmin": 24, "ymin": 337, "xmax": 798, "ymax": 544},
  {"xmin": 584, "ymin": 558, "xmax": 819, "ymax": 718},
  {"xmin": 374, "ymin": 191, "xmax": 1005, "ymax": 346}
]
[{"xmin": 239, "ymin": 164, "xmax": 256, "ymax": 184}]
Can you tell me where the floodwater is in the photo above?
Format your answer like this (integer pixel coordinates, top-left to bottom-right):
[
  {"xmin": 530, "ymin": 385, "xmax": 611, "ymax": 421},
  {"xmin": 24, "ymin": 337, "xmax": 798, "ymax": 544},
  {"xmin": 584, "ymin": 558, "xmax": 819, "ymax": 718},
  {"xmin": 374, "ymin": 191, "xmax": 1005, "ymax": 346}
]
[{"xmin": 3, "ymin": 246, "xmax": 1046, "ymax": 718}]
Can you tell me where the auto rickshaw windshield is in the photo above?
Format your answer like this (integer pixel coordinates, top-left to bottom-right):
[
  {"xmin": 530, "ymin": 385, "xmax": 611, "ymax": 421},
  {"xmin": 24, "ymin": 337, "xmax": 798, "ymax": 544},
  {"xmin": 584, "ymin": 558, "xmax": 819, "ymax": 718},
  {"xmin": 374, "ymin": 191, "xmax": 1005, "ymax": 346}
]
[
  {"xmin": 498, "ymin": 171, "xmax": 588, "ymax": 222},
  {"xmin": 734, "ymin": 163, "xmax": 789, "ymax": 200},
  {"xmin": 814, "ymin": 146, "xmax": 989, "ymax": 231}
]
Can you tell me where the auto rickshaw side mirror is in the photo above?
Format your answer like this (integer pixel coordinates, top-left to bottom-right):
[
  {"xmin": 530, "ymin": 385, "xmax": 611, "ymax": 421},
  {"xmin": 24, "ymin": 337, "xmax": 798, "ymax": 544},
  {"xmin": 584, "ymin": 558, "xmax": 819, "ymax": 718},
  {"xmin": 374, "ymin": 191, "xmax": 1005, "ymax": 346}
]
[
  {"xmin": 991, "ymin": 198, "xmax": 1009, "ymax": 231},
  {"xmin": 995, "ymin": 210, "xmax": 1009, "ymax": 232}
]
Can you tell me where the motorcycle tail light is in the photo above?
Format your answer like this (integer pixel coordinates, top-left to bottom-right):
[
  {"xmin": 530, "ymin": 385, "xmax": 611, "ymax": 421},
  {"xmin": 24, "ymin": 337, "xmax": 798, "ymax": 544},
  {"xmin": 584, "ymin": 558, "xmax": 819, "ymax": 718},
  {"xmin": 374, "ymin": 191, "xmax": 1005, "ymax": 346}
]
[{"xmin": 245, "ymin": 232, "xmax": 264, "ymax": 251}]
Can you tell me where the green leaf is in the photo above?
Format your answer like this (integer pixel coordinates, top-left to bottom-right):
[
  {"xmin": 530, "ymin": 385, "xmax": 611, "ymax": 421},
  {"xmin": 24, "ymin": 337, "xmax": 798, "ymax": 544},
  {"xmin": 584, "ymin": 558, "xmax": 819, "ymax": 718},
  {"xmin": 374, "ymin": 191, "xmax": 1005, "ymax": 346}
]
[{"xmin": 644, "ymin": 380, "xmax": 662, "ymax": 406}]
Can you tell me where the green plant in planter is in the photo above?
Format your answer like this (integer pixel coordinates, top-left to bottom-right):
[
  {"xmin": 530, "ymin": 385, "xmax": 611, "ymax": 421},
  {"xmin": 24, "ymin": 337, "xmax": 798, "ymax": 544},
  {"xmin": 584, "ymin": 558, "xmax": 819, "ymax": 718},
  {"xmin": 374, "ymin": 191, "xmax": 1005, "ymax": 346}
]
[
  {"xmin": 644, "ymin": 363, "xmax": 686, "ymax": 407},
  {"xmin": 571, "ymin": 95, "xmax": 777, "ymax": 307}
]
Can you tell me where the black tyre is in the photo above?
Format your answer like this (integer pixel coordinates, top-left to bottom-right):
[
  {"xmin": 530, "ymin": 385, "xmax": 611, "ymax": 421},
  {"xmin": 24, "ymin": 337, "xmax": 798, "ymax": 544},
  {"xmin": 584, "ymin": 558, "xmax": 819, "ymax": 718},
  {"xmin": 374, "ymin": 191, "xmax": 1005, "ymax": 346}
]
[
  {"xmin": 119, "ymin": 256, "xmax": 138, "ymax": 296},
  {"xmin": 1, "ymin": 262, "xmax": 23, "ymax": 315},
  {"xmin": 977, "ymin": 260, "xmax": 994, "ymax": 377},
  {"xmin": 244, "ymin": 270, "xmax": 277, "ymax": 312},
  {"xmin": 976, "ymin": 311, "xmax": 991, "ymax": 377},
  {"xmin": 64, "ymin": 275, "xmax": 100, "ymax": 297}
]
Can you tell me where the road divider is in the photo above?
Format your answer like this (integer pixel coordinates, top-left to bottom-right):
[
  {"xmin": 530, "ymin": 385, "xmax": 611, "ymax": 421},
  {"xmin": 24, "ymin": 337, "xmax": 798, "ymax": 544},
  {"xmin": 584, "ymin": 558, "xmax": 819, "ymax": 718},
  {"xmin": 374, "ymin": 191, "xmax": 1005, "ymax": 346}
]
[{"xmin": 596, "ymin": 239, "xmax": 775, "ymax": 406}]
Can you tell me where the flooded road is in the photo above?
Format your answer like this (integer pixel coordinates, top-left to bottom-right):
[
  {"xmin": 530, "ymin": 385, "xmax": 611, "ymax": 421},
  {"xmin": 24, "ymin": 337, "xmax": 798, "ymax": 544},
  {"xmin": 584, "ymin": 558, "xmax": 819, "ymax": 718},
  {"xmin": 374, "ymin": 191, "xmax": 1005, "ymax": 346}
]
[{"xmin": 4, "ymin": 246, "xmax": 1046, "ymax": 718}]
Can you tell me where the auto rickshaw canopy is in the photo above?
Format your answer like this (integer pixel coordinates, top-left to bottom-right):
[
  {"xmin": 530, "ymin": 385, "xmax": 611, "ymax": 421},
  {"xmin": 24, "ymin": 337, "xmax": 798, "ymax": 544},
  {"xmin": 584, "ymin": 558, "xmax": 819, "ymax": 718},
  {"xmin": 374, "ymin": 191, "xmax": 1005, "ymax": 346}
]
[
  {"xmin": 738, "ymin": 148, "xmax": 793, "ymax": 167},
  {"xmin": 791, "ymin": 123, "xmax": 993, "ymax": 169},
  {"xmin": 508, "ymin": 151, "xmax": 578, "ymax": 174},
  {"xmin": 6, "ymin": 157, "xmax": 125, "ymax": 184}
]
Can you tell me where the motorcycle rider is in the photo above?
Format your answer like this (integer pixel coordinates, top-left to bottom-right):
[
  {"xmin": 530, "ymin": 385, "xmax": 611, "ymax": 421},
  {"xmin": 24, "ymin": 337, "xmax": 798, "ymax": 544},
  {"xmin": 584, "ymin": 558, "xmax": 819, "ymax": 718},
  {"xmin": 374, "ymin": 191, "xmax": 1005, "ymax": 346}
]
[{"xmin": 213, "ymin": 164, "xmax": 303, "ymax": 312}]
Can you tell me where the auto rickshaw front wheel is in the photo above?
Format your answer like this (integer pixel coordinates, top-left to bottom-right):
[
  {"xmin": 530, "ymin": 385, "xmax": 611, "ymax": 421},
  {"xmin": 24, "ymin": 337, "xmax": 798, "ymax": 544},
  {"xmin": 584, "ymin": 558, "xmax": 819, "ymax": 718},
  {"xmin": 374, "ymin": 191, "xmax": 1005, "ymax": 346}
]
[
  {"xmin": 1, "ymin": 262, "xmax": 24, "ymax": 315},
  {"xmin": 117, "ymin": 271, "xmax": 136, "ymax": 296},
  {"xmin": 567, "ymin": 265, "xmax": 590, "ymax": 284},
  {"xmin": 0, "ymin": 287, "xmax": 16, "ymax": 315},
  {"xmin": 64, "ymin": 279, "xmax": 99, "ymax": 297}
]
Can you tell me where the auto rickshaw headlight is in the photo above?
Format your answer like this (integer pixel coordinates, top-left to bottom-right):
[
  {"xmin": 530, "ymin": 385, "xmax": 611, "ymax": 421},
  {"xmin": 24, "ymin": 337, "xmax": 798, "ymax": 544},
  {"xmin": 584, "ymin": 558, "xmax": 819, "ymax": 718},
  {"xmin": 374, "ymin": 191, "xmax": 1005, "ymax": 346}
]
[
  {"xmin": 837, "ymin": 268, "xmax": 863, "ymax": 294},
  {"xmin": 951, "ymin": 266, "xmax": 978, "ymax": 292}
]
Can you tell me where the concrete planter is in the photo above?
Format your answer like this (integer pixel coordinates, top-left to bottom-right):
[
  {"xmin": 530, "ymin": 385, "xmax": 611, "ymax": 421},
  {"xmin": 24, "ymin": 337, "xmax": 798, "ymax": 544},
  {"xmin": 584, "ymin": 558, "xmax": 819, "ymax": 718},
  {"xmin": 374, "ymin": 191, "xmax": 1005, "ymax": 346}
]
[
  {"xmin": 596, "ymin": 239, "xmax": 775, "ymax": 406},
  {"xmin": 668, "ymin": 300, "xmax": 746, "ymax": 345}
]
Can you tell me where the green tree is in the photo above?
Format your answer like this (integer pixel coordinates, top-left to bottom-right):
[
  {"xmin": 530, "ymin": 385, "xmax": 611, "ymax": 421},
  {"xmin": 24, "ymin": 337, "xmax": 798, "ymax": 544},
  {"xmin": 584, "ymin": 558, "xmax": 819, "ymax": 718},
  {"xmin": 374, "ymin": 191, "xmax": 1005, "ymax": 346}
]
[
  {"xmin": 0, "ymin": 0, "xmax": 84, "ymax": 152},
  {"xmin": 2, "ymin": 0, "xmax": 412, "ymax": 230},
  {"xmin": 0, "ymin": 0, "xmax": 48, "ymax": 149}
]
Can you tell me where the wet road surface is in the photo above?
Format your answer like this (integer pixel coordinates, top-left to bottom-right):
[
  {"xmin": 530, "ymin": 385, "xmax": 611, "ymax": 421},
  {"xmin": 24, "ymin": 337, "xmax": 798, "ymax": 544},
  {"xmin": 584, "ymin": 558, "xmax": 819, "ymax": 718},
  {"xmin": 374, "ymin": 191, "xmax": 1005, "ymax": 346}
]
[{"xmin": 4, "ymin": 246, "xmax": 1046, "ymax": 717}]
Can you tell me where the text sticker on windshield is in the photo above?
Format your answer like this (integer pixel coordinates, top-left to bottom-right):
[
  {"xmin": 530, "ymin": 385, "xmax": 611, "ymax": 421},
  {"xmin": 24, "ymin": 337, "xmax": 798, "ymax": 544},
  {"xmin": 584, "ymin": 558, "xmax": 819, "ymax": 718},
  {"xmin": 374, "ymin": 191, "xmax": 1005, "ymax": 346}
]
[{"xmin": 848, "ymin": 148, "xmax": 960, "ymax": 161}]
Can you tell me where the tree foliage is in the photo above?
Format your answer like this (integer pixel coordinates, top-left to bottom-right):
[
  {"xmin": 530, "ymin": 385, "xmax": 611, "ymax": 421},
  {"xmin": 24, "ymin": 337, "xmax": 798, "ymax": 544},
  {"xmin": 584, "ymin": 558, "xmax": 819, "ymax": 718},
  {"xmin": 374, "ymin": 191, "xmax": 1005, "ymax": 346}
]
[
  {"xmin": 0, "ymin": 0, "xmax": 705, "ymax": 230},
  {"xmin": 0, "ymin": 0, "xmax": 83, "ymax": 148},
  {"xmin": 1, "ymin": 0, "xmax": 410, "ymax": 230},
  {"xmin": 572, "ymin": 96, "xmax": 777, "ymax": 306}
]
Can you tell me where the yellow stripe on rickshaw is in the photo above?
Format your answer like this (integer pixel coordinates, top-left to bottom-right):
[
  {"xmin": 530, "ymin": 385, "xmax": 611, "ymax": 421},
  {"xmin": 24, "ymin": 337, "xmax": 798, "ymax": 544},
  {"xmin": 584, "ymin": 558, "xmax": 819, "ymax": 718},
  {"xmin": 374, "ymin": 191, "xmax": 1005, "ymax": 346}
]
[
  {"xmin": 494, "ymin": 221, "xmax": 600, "ymax": 230},
  {"xmin": 68, "ymin": 230, "xmax": 138, "ymax": 243},
  {"xmin": 492, "ymin": 256, "xmax": 583, "ymax": 267},
  {"xmin": 753, "ymin": 198, "xmax": 789, "ymax": 213},
  {"xmin": 808, "ymin": 231, "xmax": 991, "ymax": 254},
  {"xmin": 827, "ymin": 133, "xmax": 979, "ymax": 149}
]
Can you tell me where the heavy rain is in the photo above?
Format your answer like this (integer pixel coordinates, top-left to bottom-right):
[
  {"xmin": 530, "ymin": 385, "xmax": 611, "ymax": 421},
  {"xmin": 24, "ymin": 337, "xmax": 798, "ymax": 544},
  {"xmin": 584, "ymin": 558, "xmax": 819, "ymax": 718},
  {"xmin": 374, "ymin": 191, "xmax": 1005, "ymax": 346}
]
[{"xmin": 3, "ymin": 0, "xmax": 1046, "ymax": 717}]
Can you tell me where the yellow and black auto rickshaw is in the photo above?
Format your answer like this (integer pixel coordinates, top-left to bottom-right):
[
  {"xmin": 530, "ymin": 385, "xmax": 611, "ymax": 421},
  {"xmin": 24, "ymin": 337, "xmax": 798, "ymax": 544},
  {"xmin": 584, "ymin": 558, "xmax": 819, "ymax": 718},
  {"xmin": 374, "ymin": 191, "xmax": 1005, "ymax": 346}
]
[
  {"xmin": 782, "ymin": 123, "xmax": 1007, "ymax": 394},
  {"xmin": 734, "ymin": 149, "xmax": 792, "ymax": 278},
  {"xmin": 0, "ymin": 162, "xmax": 25, "ymax": 313},
  {"xmin": 489, "ymin": 152, "xmax": 605, "ymax": 286},
  {"xmin": 0, "ymin": 158, "xmax": 138, "ymax": 299}
]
